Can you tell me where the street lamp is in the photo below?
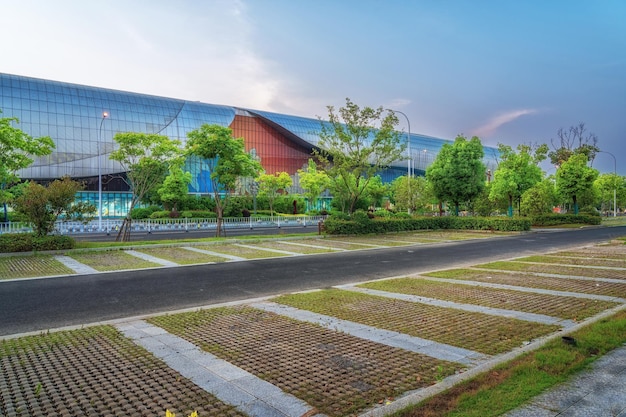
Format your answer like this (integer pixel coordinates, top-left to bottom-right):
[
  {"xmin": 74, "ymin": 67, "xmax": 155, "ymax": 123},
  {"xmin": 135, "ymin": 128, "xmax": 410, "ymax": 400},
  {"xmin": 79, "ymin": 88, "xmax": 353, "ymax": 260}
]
[
  {"xmin": 98, "ymin": 111, "xmax": 109, "ymax": 231},
  {"xmin": 598, "ymin": 151, "xmax": 617, "ymax": 217}
]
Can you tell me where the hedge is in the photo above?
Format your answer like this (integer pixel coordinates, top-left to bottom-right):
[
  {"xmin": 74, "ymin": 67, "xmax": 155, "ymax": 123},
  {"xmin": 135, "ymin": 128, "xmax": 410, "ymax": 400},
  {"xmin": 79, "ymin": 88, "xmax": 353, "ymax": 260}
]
[
  {"xmin": 0, "ymin": 233, "xmax": 75, "ymax": 253},
  {"xmin": 531, "ymin": 214, "xmax": 601, "ymax": 226},
  {"xmin": 322, "ymin": 215, "xmax": 531, "ymax": 235}
]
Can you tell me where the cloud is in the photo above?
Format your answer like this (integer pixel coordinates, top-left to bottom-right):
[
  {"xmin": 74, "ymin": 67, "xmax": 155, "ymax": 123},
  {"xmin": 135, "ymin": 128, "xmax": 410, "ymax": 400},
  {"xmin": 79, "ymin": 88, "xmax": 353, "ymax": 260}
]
[{"xmin": 472, "ymin": 109, "xmax": 538, "ymax": 137}]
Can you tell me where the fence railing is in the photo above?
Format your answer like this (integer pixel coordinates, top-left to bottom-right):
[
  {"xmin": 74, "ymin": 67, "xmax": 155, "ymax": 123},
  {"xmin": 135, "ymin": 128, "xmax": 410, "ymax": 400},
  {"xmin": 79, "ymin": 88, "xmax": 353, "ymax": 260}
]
[{"xmin": 0, "ymin": 216, "xmax": 327, "ymax": 235}]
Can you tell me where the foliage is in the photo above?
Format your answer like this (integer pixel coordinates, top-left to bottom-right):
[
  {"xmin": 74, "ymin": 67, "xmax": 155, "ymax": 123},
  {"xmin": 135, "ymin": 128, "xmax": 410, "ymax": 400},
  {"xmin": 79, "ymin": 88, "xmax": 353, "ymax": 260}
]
[
  {"xmin": 0, "ymin": 233, "xmax": 75, "ymax": 253},
  {"xmin": 0, "ymin": 110, "xmax": 55, "ymax": 211},
  {"xmin": 520, "ymin": 178, "xmax": 558, "ymax": 217},
  {"xmin": 323, "ymin": 214, "xmax": 530, "ymax": 235},
  {"xmin": 222, "ymin": 195, "xmax": 253, "ymax": 217},
  {"xmin": 158, "ymin": 166, "xmax": 192, "ymax": 212},
  {"xmin": 390, "ymin": 175, "xmax": 432, "ymax": 213},
  {"xmin": 489, "ymin": 143, "xmax": 547, "ymax": 217},
  {"xmin": 297, "ymin": 159, "xmax": 330, "ymax": 212},
  {"xmin": 130, "ymin": 205, "xmax": 163, "ymax": 219},
  {"xmin": 273, "ymin": 195, "xmax": 306, "ymax": 214},
  {"xmin": 426, "ymin": 135, "xmax": 486, "ymax": 215},
  {"xmin": 531, "ymin": 213, "xmax": 601, "ymax": 226},
  {"xmin": 594, "ymin": 173, "xmax": 625, "ymax": 213},
  {"xmin": 256, "ymin": 171, "xmax": 292, "ymax": 215},
  {"xmin": 315, "ymin": 98, "xmax": 404, "ymax": 213},
  {"xmin": 109, "ymin": 132, "xmax": 183, "ymax": 241},
  {"xmin": 12, "ymin": 177, "xmax": 95, "ymax": 236},
  {"xmin": 555, "ymin": 153, "xmax": 599, "ymax": 214},
  {"xmin": 548, "ymin": 122, "xmax": 599, "ymax": 166},
  {"xmin": 185, "ymin": 124, "xmax": 261, "ymax": 236}
]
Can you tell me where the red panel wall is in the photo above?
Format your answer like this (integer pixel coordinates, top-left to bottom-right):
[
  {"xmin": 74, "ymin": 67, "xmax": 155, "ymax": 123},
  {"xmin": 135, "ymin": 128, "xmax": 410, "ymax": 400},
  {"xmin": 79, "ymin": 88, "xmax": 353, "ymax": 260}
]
[{"xmin": 230, "ymin": 114, "xmax": 311, "ymax": 175}]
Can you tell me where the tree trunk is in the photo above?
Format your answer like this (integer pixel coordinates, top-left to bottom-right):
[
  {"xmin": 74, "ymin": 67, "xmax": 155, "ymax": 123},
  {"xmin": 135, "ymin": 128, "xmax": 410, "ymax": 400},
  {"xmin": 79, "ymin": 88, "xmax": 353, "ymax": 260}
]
[
  {"xmin": 116, "ymin": 216, "xmax": 132, "ymax": 242},
  {"xmin": 573, "ymin": 195, "xmax": 578, "ymax": 215},
  {"xmin": 508, "ymin": 195, "xmax": 514, "ymax": 217}
]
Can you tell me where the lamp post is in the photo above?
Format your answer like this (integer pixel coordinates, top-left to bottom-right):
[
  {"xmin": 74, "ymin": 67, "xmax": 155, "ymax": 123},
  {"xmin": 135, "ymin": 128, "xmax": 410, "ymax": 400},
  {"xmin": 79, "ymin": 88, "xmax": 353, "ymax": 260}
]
[
  {"xmin": 598, "ymin": 151, "xmax": 617, "ymax": 217},
  {"xmin": 98, "ymin": 111, "xmax": 109, "ymax": 231}
]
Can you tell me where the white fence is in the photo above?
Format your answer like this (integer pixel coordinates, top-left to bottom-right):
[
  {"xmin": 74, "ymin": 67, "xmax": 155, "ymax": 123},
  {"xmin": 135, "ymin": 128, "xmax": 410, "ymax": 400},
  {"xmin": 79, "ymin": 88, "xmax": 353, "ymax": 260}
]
[{"xmin": 0, "ymin": 216, "xmax": 326, "ymax": 235}]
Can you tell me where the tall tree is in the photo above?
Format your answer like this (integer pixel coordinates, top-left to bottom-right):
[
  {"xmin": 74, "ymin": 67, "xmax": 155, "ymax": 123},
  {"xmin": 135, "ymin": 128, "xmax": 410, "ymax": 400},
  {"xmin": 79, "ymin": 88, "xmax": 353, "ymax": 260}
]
[
  {"xmin": 297, "ymin": 159, "xmax": 330, "ymax": 212},
  {"xmin": 489, "ymin": 143, "xmax": 548, "ymax": 217},
  {"xmin": 390, "ymin": 175, "xmax": 432, "ymax": 213},
  {"xmin": 521, "ymin": 178, "xmax": 558, "ymax": 217},
  {"xmin": 315, "ymin": 98, "xmax": 404, "ymax": 214},
  {"xmin": 0, "ymin": 111, "xmax": 55, "ymax": 221},
  {"xmin": 426, "ymin": 135, "xmax": 486, "ymax": 215},
  {"xmin": 256, "ymin": 172, "xmax": 292, "ymax": 216},
  {"xmin": 109, "ymin": 132, "xmax": 183, "ymax": 241},
  {"xmin": 186, "ymin": 124, "xmax": 261, "ymax": 236},
  {"xmin": 555, "ymin": 153, "xmax": 599, "ymax": 214},
  {"xmin": 548, "ymin": 122, "xmax": 599, "ymax": 167},
  {"xmin": 594, "ymin": 173, "xmax": 625, "ymax": 215}
]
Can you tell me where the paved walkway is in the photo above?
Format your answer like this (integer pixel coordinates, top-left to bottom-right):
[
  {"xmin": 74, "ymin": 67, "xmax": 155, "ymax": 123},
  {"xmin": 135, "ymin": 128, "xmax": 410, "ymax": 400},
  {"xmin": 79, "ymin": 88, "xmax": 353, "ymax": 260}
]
[{"xmin": 504, "ymin": 344, "xmax": 626, "ymax": 417}]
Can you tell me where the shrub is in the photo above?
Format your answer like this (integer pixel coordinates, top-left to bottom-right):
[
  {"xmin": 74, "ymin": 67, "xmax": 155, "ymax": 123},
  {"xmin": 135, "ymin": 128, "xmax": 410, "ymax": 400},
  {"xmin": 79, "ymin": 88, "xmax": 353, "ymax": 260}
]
[
  {"xmin": 531, "ymin": 214, "xmax": 601, "ymax": 226},
  {"xmin": 149, "ymin": 210, "xmax": 172, "ymax": 219},
  {"xmin": 0, "ymin": 233, "xmax": 75, "ymax": 253},
  {"xmin": 131, "ymin": 205, "xmax": 162, "ymax": 219},
  {"xmin": 179, "ymin": 210, "xmax": 217, "ymax": 219}
]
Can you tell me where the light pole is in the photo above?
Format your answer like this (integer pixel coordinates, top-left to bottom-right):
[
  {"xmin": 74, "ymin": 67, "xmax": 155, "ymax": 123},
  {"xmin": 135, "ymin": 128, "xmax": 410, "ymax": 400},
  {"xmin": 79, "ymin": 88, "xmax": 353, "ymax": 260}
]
[
  {"xmin": 598, "ymin": 151, "xmax": 617, "ymax": 217},
  {"xmin": 98, "ymin": 111, "xmax": 109, "ymax": 231}
]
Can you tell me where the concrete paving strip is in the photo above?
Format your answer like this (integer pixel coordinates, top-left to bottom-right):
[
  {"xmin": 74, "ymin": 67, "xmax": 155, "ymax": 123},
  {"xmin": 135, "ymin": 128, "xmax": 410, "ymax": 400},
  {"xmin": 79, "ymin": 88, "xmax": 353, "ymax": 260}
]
[
  {"xmin": 117, "ymin": 320, "xmax": 324, "ymax": 417},
  {"xmin": 503, "ymin": 344, "xmax": 626, "ymax": 417},
  {"xmin": 324, "ymin": 240, "xmax": 388, "ymax": 247},
  {"xmin": 124, "ymin": 250, "xmax": 179, "ymax": 267},
  {"xmin": 250, "ymin": 301, "xmax": 489, "ymax": 366},
  {"xmin": 337, "ymin": 285, "xmax": 576, "ymax": 328},
  {"xmin": 471, "ymin": 268, "xmax": 625, "ymax": 284},
  {"xmin": 53, "ymin": 255, "xmax": 98, "ymax": 274},
  {"xmin": 233, "ymin": 243, "xmax": 302, "ymax": 256},
  {"xmin": 419, "ymin": 276, "xmax": 626, "ymax": 303},
  {"xmin": 182, "ymin": 246, "xmax": 245, "ymax": 261},
  {"xmin": 275, "ymin": 240, "xmax": 347, "ymax": 251}
]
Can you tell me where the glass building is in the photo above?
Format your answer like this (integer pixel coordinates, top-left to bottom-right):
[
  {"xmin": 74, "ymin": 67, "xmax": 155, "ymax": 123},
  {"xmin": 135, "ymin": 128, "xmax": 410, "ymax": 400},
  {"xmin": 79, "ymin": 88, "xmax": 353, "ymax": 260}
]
[{"xmin": 1, "ymin": 73, "xmax": 499, "ymax": 217}]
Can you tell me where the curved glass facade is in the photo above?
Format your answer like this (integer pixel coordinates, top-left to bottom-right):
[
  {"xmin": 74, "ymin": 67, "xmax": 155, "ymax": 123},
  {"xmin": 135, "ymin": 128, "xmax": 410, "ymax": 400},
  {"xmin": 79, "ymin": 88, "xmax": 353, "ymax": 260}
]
[{"xmin": 1, "ymin": 72, "xmax": 499, "ymax": 213}]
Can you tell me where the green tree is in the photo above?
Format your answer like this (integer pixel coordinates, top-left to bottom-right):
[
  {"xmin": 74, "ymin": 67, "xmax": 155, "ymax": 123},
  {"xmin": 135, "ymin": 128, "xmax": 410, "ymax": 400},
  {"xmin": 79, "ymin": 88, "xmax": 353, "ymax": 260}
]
[
  {"xmin": 0, "ymin": 111, "xmax": 55, "ymax": 222},
  {"xmin": 390, "ymin": 175, "xmax": 431, "ymax": 213},
  {"xmin": 297, "ymin": 159, "xmax": 330, "ymax": 212},
  {"xmin": 521, "ymin": 178, "xmax": 558, "ymax": 217},
  {"xmin": 489, "ymin": 143, "xmax": 548, "ymax": 217},
  {"xmin": 594, "ymin": 173, "xmax": 625, "ymax": 215},
  {"xmin": 316, "ymin": 98, "xmax": 404, "ymax": 213},
  {"xmin": 12, "ymin": 177, "xmax": 95, "ymax": 236},
  {"xmin": 555, "ymin": 153, "xmax": 599, "ymax": 214},
  {"xmin": 186, "ymin": 124, "xmax": 261, "ymax": 236},
  {"xmin": 158, "ymin": 165, "xmax": 192, "ymax": 213},
  {"xmin": 256, "ymin": 171, "xmax": 292, "ymax": 216},
  {"xmin": 426, "ymin": 135, "xmax": 486, "ymax": 215},
  {"xmin": 548, "ymin": 122, "xmax": 599, "ymax": 167},
  {"xmin": 110, "ymin": 132, "xmax": 183, "ymax": 241}
]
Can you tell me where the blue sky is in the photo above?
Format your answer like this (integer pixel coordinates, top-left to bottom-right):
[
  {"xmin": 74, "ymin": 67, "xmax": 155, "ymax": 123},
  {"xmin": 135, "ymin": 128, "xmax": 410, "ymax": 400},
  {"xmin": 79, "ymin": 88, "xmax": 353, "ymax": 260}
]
[{"xmin": 1, "ymin": 0, "xmax": 624, "ymax": 174}]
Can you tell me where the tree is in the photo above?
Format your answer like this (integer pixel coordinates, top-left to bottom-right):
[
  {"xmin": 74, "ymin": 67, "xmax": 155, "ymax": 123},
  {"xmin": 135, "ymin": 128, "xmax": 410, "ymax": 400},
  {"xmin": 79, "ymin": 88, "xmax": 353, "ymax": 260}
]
[
  {"xmin": 109, "ymin": 132, "xmax": 183, "ymax": 241},
  {"xmin": 315, "ymin": 98, "xmax": 404, "ymax": 214},
  {"xmin": 12, "ymin": 177, "xmax": 95, "ymax": 236},
  {"xmin": 185, "ymin": 124, "xmax": 261, "ymax": 236},
  {"xmin": 0, "ymin": 110, "xmax": 55, "ymax": 222},
  {"xmin": 594, "ymin": 173, "xmax": 625, "ymax": 215},
  {"xmin": 426, "ymin": 135, "xmax": 486, "ymax": 215},
  {"xmin": 489, "ymin": 143, "xmax": 547, "ymax": 217},
  {"xmin": 555, "ymin": 153, "xmax": 599, "ymax": 214},
  {"xmin": 548, "ymin": 122, "xmax": 599, "ymax": 167},
  {"xmin": 158, "ymin": 165, "xmax": 192, "ymax": 213},
  {"xmin": 297, "ymin": 159, "xmax": 330, "ymax": 212},
  {"xmin": 521, "ymin": 178, "xmax": 558, "ymax": 217},
  {"xmin": 256, "ymin": 172, "xmax": 292, "ymax": 216},
  {"xmin": 390, "ymin": 175, "xmax": 431, "ymax": 213}
]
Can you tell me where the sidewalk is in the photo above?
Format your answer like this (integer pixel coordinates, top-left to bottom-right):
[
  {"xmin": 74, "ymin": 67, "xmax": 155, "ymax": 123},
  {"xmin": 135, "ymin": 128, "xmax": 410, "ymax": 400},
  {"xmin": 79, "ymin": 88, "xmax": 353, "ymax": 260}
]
[{"xmin": 505, "ymin": 344, "xmax": 626, "ymax": 417}]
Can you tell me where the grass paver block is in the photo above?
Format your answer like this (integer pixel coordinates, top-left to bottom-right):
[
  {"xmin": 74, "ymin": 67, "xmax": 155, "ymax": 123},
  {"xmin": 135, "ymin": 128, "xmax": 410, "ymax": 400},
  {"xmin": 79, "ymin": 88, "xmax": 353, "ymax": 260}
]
[
  {"xmin": 254, "ymin": 241, "xmax": 337, "ymax": 254},
  {"xmin": 136, "ymin": 247, "xmax": 228, "ymax": 265},
  {"xmin": 474, "ymin": 261, "xmax": 626, "ymax": 280},
  {"xmin": 195, "ymin": 244, "xmax": 290, "ymax": 259},
  {"xmin": 515, "ymin": 255, "xmax": 626, "ymax": 268},
  {"xmin": 148, "ymin": 306, "xmax": 460, "ymax": 417},
  {"xmin": 0, "ymin": 256, "xmax": 74, "ymax": 279},
  {"xmin": 68, "ymin": 251, "xmax": 161, "ymax": 271},
  {"xmin": 273, "ymin": 289, "xmax": 559, "ymax": 355},
  {"xmin": 358, "ymin": 278, "xmax": 618, "ymax": 320},
  {"xmin": 0, "ymin": 326, "xmax": 246, "ymax": 417}
]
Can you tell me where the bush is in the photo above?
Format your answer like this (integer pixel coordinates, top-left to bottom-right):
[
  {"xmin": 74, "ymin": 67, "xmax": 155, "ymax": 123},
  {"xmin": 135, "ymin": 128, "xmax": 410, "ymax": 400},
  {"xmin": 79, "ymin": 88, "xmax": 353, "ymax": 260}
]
[
  {"xmin": 0, "ymin": 233, "xmax": 75, "ymax": 253},
  {"xmin": 179, "ymin": 210, "xmax": 217, "ymax": 219},
  {"xmin": 149, "ymin": 210, "xmax": 172, "ymax": 219},
  {"xmin": 131, "ymin": 205, "xmax": 162, "ymax": 219},
  {"xmin": 322, "ymin": 214, "xmax": 531, "ymax": 235}
]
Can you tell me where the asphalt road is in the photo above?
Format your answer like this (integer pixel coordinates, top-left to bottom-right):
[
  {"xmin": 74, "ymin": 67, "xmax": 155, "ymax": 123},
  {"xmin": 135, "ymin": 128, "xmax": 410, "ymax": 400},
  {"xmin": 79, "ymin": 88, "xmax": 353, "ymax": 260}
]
[{"xmin": 1, "ymin": 226, "xmax": 624, "ymax": 336}]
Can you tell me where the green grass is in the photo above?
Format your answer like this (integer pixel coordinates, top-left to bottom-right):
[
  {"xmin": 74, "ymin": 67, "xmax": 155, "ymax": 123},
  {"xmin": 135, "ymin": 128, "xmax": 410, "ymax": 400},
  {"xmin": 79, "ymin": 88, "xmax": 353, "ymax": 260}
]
[
  {"xmin": 393, "ymin": 309, "xmax": 626, "ymax": 417},
  {"xmin": 0, "ymin": 255, "xmax": 75, "ymax": 279},
  {"xmin": 68, "ymin": 251, "xmax": 161, "ymax": 271}
]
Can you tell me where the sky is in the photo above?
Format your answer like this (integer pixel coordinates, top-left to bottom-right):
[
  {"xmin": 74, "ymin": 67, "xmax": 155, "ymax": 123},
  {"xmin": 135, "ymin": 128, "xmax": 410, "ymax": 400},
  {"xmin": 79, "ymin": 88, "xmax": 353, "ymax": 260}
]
[{"xmin": 1, "ymin": 0, "xmax": 624, "ymax": 174}]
